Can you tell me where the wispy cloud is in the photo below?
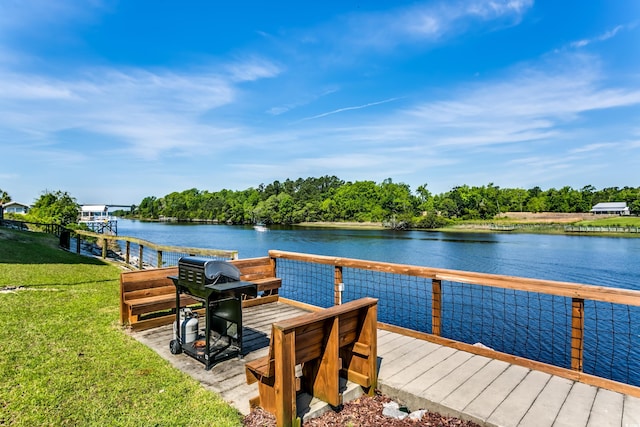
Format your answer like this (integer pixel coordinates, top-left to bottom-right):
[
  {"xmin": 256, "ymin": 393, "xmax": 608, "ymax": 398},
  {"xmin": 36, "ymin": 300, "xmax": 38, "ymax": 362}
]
[
  {"xmin": 298, "ymin": 97, "xmax": 401, "ymax": 122},
  {"xmin": 570, "ymin": 25, "xmax": 626, "ymax": 48},
  {"xmin": 225, "ymin": 56, "xmax": 282, "ymax": 82},
  {"xmin": 333, "ymin": 0, "xmax": 534, "ymax": 50},
  {"xmin": 399, "ymin": 54, "xmax": 640, "ymax": 150},
  {"xmin": 0, "ymin": 57, "xmax": 281, "ymax": 162},
  {"xmin": 569, "ymin": 142, "xmax": 620, "ymax": 154}
]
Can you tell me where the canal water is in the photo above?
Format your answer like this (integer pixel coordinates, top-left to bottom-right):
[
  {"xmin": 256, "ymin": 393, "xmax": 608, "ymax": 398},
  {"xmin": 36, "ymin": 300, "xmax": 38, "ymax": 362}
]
[
  {"xmin": 118, "ymin": 219, "xmax": 640, "ymax": 290},
  {"xmin": 117, "ymin": 219, "xmax": 640, "ymax": 385}
]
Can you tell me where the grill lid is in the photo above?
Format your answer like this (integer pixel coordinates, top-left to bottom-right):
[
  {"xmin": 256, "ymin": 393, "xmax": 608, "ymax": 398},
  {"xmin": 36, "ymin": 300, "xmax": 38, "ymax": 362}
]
[{"xmin": 178, "ymin": 257, "xmax": 241, "ymax": 287}]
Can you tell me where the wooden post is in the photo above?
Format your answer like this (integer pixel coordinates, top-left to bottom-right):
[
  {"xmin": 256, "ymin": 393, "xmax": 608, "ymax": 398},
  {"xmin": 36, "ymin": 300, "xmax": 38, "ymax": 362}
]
[
  {"xmin": 157, "ymin": 250, "xmax": 163, "ymax": 268},
  {"xmin": 432, "ymin": 279, "xmax": 442, "ymax": 336},
  {"xmin": 75, "ymin": 233, "xmax": 80, "ymax": 254},
  {"xmin": 125, "ymin": 241, "xmax": 130, "ymax": 265},
  {"xmin": 102, "ymin": 238, "xmax": 107, "ymax": 259},
  {"xmin": 138, "ymin": 245, "xmax": 144, "ymax": 270},
  {"xmin": 273, "ymin": 328, "xmax": 298, "ymax": 427},
  {"xmin": 271, "ymin": 257, "xmax": 279, "ymax": 295},
  {"xmin": 334, "ymin": 266, "xmax": 343, "ymax": 305},
  {"xmin": 571, "ymin": 298, "xmax": 584, "ymax": 372}
]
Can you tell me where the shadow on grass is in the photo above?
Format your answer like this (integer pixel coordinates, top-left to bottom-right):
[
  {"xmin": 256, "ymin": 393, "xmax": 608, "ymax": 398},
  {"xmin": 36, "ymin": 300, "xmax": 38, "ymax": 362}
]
[{"xmin": 0, "ymin": 229, "xmax": 110, "ymax": 266}]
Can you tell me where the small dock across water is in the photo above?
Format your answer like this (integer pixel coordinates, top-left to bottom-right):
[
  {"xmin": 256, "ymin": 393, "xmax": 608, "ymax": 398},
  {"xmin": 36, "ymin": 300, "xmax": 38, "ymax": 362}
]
[{"xmin": 131, "ymin": 301, "xmax": 640, "ymax": 427}]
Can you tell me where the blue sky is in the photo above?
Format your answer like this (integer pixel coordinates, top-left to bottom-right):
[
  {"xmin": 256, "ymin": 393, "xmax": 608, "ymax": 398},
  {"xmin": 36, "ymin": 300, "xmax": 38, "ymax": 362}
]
[{"xmin": 1, "ymin": 0, "xmax": 639, "ymax": 206}]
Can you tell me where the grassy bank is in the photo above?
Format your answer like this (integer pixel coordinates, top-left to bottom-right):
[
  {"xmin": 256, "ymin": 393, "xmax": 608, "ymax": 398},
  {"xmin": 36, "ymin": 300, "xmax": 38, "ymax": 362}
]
[{"xmin": 0, "ymin": 228, "xmax": 242, "ymax": 426}]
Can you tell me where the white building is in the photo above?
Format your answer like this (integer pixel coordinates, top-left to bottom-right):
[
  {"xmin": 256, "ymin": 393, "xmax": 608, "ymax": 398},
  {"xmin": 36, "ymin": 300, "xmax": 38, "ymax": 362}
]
[
  {"xmin": 590, "ymin": 202, "xmax": 630, "ymax": 216},
  {"xmin": 80, "ymin": 205, "xmax": 111, "ymax": 222},
  {"xmin": 2, "ymin": 201, "xmax": 30, "ymax": 215}
]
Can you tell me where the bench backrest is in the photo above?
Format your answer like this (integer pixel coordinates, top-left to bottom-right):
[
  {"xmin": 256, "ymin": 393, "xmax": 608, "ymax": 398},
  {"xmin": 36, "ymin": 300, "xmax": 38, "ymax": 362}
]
[
  {"xmin": 276, "ymin": 298, "xmax": 376, "ymax": 365},
  {"xmin": 230, "ymin": 257, "xmax": 276, "ymax": 282},
  {"xmin": 120, "ymin": 257, "xmax": 275, "ymax": 299},
  {"xmin": 120, "ymin": 266, "xmax": 178, "ymax": 301},
  {"xmin": 262, "ymin": 297, "xmax": 377, "ymax": 378}
]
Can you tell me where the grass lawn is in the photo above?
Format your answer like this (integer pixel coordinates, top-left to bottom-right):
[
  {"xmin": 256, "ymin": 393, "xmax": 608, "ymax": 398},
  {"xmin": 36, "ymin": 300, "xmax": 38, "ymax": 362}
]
[
  {"xmin": 575, "ymin": 216, "xmax": 640, "ymax": 227},
  {"xmin": 0, "ymin": 228, "xmax": 243, "ymax": 426}
]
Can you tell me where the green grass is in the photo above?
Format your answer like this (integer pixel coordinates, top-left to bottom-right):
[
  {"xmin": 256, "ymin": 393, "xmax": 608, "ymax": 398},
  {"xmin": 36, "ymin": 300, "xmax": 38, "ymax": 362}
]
[
  {"xmin": 0, "ymin": 228, "xmax": 243, "ymax": 427},
  {"xmin": 575, "ymin": 216, "xmax": 640, "ymax": 227}
]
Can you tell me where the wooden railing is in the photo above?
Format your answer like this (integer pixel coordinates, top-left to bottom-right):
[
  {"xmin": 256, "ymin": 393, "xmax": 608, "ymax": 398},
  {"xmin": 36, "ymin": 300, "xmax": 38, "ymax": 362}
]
[
  {"xmin": 565, "ymin": 225, "xmax": 640, "ymax": 233},
  {"xmin": 268, "ymin": 250, "xmax": 640, "ymax": 397},
  {"xmin": 0, "ymin": 219, "xmax": 65, "ymax": 235},
  {"xmin": 73, "ymin": 229, "xmax": 237, "ymax": 269}
]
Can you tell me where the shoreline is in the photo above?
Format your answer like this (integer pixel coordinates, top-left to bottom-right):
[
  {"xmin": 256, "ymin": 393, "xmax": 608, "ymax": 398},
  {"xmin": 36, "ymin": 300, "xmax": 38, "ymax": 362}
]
[
  {"xmin": 295, "ymin": 221, "xmax": 386, "ymax": 230},
  {"xmin": 119, "ymin": 217, "xmax": 640, "ymax": 237}
]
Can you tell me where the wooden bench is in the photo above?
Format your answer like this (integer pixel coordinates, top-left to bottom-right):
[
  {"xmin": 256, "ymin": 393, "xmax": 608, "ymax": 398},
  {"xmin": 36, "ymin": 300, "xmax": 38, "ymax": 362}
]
[
  {"xmin": 232, "ymin": 256, "xmax": 282, "ymax": 297},
  {"xmin": 119, "ymin": 266, "xmax": 200, "ymax": 331},
  {"xmin": 119, "ymin": 257, "xmax": 282, "ymax": 331},
  {"xmin": 245, "ymin": 297, "xmax": 378, "ymax": 427}
]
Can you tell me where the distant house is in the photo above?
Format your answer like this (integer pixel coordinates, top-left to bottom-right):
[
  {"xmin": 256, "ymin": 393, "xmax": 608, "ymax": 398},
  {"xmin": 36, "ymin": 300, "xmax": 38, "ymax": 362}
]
[
  {"xmin": 80, "ymin": 205, "xmax": 110, "ymax": 222},
  {"xmin": 2, "ymin": 201, "xmax": 30, "ymax": 215},
  {"xmin": 590, "ymin": 202, "xmax": 630, "ymax": 216}
]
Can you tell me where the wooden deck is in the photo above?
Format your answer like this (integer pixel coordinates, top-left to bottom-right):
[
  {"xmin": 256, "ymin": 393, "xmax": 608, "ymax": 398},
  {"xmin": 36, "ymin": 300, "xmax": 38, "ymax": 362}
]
[{"xmin": 130, "ymin": 301, "xmax": 640, "ymax": 426}]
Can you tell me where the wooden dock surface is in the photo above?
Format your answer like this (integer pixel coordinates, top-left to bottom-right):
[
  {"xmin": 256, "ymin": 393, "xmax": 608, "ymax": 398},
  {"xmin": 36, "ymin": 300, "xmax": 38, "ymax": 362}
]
[{"xmin": 130, "ymin": 301, "xmax": 640, "ymax": 426}]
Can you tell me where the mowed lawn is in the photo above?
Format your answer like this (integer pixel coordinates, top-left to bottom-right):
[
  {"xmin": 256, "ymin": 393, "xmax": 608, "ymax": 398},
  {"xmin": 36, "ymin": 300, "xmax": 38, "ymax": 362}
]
[{"xmin": 0, "ymin": 228, "xmax": 242, "ymax": 427}]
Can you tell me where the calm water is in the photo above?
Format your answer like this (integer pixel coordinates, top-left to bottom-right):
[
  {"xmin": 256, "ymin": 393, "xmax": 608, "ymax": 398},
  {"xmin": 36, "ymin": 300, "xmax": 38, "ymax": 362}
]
[{"xmin": 118, "ymin": 219, "xmax": 640, "ymax": 290}]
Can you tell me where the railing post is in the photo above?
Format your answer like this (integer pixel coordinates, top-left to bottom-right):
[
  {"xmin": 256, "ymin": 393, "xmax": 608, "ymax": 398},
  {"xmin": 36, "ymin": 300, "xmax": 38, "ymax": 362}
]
[
  {"xmin": 75, "ymin": 233, "xmax": 80, "ymax": 254},
  {"xmin": 157, "ymin": 250, "xmax": 163, "ymax": 268},
  {"xmin": 102, "ymin": 238, "xmax": 107, "ymax": 259},
  {"xmin": 138, "ymin": 245, "xmax": 144, "ymax": 270},
  {"xmin": 125, "ymin": 241, "xmax": 130, "ymax": 266},
  {"xmin": 432, "ymin": 279, "xmax": 442, "ymax": 336},
  {"xmin": 571, "ymin": 298, "xmax": 584, "ymax": 371},
  {"xmin": 334, "ymin": 266, "xmax": 343, "ymax": 305}
]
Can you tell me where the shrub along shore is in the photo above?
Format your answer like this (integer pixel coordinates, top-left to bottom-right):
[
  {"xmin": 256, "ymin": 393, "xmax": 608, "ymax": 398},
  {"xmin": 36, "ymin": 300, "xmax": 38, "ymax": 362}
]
[{"xmin": 0, "ymin": 228, "xmax": 243, "ymax": 427}]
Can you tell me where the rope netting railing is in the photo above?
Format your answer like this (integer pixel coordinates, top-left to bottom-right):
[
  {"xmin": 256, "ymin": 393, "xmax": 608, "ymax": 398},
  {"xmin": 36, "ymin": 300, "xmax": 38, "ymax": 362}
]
[
  {"xmin": 72, "ymin": 230, "xmax": 237, "ymax": 268},
  {"xmin": 271, "ymin": 250, "xmax": 640, "ymax": 388}
]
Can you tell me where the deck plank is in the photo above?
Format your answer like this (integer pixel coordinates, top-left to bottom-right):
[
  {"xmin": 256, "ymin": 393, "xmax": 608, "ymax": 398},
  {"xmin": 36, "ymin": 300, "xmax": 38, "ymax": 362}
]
[
  {"xmin": 586, "ymin": 388, "xmax": 623, "ymax": 427},
  {"xmin": 422, "ymin": 354, "xmax": 492, "ymax": 402},
  {"xmin": 623, "ymin": 395, "xmax": 640, "ymax": 426},
  {"xmin": 553, "ymin": 382, "xmax": 598, "ymax": 427},
  {"xmin": 463, "ymin": 364, "xmax": 530, "ymax": 423},
  {"xmin": 403, "ymin": 350, "xmax": 474, "ymax": 395},
  {"xmin": 440, "ymin": 358, "xmax": 510, "ymax": 412},
  {"xmin": 487, "ymin": 370, "xmax": 551, "ymax": 427},
  {"xmin": 517, "ymin": 375, "xmax": 573, "ymax": 427}
]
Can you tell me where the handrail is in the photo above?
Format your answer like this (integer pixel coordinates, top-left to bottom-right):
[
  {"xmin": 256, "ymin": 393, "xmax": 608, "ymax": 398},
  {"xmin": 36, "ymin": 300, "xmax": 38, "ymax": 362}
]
[
  {"xmin": 73, "ymin": 230, "xmax": 237, "ymax": 268},
  {"xmin": 269, "ymin": 250, "xmax": 640, "ymax": 306},
  {"xmin": 268, "ymin": 249, "xmax": 640, "ymax": 397},
  {"xmin": 0, "ymin": 219, "xmax": 64, "ymax": 236},
  {"xmin": 74, "ymin": 230, "xmax": 237, "ymax": 259}
]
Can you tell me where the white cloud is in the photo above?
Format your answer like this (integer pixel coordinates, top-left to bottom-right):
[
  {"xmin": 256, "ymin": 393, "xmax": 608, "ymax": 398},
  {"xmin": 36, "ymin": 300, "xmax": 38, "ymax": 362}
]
[
  {"xmin": 0, "ymin": 56, "xmax": 282, "ymax": 163},
  {"xmin": 570, "ymin": 25, "xmax": 626, "ymax": 48},
  {"xmin": 338, "ymin": 0, "xmax": 534, "ymax": 49},
  {"xmin": 569, "ymin": 143, "xmax": 619, "ymax": 154},
  {"xmin": 225, "ymin": 57, "xmax": 282, "ymax": 82},
  {"xmin": 396, "ymin": 54, "xmax": 640, "ymax": 150}
]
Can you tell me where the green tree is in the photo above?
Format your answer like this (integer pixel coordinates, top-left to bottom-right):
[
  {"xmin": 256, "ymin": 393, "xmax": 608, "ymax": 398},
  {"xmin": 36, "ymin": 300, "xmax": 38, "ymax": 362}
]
[
  {"xmin": 28, "ymin": 190, "xmax": 80, "ymax": 225},
  {"xmin": 0, "ymin": 189, "xmax": 11, "ymax": 204},
  {"xmin": 0, "ymin": 189, "xmax": 11, "ymax": 219}
]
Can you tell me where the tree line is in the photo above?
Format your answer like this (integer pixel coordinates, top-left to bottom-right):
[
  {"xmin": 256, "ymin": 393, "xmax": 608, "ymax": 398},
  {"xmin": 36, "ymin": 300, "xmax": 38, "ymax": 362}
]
[
  {"xmin": 2, "ymin": 181, "xmax": 637, "ymax": 229},
  {"xmin": 113, "ymin": 177, "xmax": 639, "ymax": 228}
]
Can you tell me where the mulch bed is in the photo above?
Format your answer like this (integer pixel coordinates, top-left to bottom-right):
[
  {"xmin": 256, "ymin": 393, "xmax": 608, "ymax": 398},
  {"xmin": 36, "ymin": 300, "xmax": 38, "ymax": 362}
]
[{"xmin": 243, "ymin": 392, "xmax": 481, "ymax": 427}]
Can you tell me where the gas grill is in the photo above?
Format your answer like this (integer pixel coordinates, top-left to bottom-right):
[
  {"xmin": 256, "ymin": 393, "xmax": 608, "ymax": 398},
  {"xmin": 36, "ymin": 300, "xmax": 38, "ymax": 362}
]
[{"xmin": 168, "ymin": 257, "xmax": 257, "ymax": 370}]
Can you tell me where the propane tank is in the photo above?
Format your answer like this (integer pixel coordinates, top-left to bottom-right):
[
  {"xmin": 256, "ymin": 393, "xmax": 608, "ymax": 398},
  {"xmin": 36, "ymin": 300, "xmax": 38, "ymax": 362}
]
[
  {"xmin": 173, "ymin": 308, "xmax": 199, "ymax": 343},
  {"xmin": 182, "ymin": 314, "xmax": 198, "ymax": 344}
]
